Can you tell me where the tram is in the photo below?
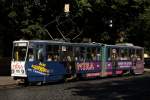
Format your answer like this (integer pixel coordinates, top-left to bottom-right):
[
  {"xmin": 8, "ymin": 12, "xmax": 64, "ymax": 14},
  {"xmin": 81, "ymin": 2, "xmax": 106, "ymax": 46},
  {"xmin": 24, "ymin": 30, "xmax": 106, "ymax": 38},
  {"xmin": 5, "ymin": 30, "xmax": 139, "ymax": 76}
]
[{"xmin": 11, "ymin": 40, "xmax": 144, "ymax": 84}]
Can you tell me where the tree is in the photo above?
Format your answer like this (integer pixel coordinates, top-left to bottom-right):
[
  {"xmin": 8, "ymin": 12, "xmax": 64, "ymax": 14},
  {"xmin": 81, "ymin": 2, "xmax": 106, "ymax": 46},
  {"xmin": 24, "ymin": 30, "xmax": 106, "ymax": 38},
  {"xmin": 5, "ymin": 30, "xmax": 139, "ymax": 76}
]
[
  {"xmin": 71, "ymin": 0, "xmax": 149, "ymax": 45},
  {"xmin": 0, "ymin": 0, "xmax": 150, "ymax": 57}
]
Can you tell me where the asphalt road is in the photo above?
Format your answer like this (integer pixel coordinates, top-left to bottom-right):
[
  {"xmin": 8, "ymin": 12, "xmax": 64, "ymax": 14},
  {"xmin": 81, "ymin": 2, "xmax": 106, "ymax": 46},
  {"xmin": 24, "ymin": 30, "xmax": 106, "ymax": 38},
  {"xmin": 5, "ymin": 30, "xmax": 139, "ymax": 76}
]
[{"xmin": 0, "ymin": 72, "xmax": 150, "ymax": 100}]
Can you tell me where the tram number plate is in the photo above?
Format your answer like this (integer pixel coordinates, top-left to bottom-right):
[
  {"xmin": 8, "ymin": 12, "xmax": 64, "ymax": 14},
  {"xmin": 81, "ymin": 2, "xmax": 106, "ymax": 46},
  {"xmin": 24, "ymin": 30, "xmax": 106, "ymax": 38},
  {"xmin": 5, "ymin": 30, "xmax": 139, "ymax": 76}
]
[{"xmin": 16, "ymin": 70, "xmax": 20, "ymax": 73}]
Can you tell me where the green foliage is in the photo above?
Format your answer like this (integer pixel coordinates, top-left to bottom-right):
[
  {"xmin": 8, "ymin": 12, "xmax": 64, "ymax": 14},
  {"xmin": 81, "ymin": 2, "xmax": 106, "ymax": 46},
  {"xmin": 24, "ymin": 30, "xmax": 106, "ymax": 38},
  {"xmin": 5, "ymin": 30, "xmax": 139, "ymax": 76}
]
[
  {"xmin": 5, "ymin": 0, "xmax": 150, "ymax": 43},
  {"xmin": 21, "ymin": 23, "xmax": 46, "ymax": 39},
  {"xmin": 71, "ymin": 0, "xmax": 150, "ymax": 47},
  {"xmin": 1, "ymin": 0, "xmax": 150, "ymax": 56},
  {"xmin": 8, "ymin": 11, "xmax": 17, "ymax": 18},
  {"xmin": 7, "ymin": 1, "xmax": 49, "ymax": 39}
]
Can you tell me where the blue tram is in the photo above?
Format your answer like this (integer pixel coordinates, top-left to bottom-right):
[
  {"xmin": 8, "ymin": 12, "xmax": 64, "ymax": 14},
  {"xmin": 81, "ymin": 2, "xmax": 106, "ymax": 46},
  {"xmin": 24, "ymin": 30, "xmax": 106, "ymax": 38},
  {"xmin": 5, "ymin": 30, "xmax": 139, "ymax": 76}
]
[{"xmin": 11, "ymin": 40, "xmax": 144, "ymax": 84}]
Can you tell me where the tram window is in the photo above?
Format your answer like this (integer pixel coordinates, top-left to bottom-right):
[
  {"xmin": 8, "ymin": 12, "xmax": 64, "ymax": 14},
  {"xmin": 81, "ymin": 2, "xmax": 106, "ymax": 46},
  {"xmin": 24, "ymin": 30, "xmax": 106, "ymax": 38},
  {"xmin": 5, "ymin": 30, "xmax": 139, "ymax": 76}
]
[
  {"xmin": 107, "ymin": 48, "xmax": 119, "ymax": 61},
  {"xmin": 96, "ymin": 48, "xmax": 101, "ymax": 61},
  {"xmin": 13, "ymin": 46, "xmax": 27, "ymax": 61},
  {"xmin": 119, "ymin": 48, "xmax": 129, "ymax": 60},
  {"xmin": 111, "ymin": 48, "xmax": 119, "ymax": 60},
  {"xmin": 46, "ymin": 45, "xmax": 60, "ymax": 61},
  {"xmin": 67, "ymin": 46, "xmax": 73, "ymax": 61},
  {"xmin": 37, "ymin": 46, "xmax": 44, "ymax": 62},
  {"xmin": 136, "ymin": 49, "xmax": 143, "ymax": 60},
  {"xmin": 28, "ymin": 48, "xmax": 34, "ymax": 61},
  {"xmin": 74, "ymin": 47, "xmax": 80, "ymax": 61},
  {"xmin": 62, "ymin": 46, "xmax": 67, "ymax": 52},
  {"xmin": 74, "ymin": 47, "xmax": 87, "ymax": 61},
  {"xmin": 129, "ymin": 49, "xmax": 136, "ymax": 59},
  {"xmin": 80, "ymin": 47, "xmax": 86, "ymax": 61},
  {"xmin": 52, "ymin": 45, "xmax": 60, "ymax": 61},
  {"xmin": 81, "ymin": 47, "xmax": 97, "ymax": 61},
  {"xmin": 87, "ymin": 48, "xmax": 92, "ymax": 61},
  {"xmin": 60, "ymin": 46, "xmax": 73, "ymax": 61},
  {"xmin": 46, "ymin": 46, "xmax": 52, "ymax": 61},
  {"xmin": 91, "ymin": 47, "xmax": 97, "ymax": 61},
  {"xmin": 107, "ymin": 48, "xmax": 111, "ymax": 61}
]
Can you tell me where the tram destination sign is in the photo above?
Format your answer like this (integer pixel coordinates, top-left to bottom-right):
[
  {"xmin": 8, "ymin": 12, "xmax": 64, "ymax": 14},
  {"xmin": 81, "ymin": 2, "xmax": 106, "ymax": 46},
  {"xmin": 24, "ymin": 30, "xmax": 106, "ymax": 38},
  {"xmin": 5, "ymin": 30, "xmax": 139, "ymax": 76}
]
[{"xmin": 15, "ymin": 42, "xmax": 27, "ymax": 46}]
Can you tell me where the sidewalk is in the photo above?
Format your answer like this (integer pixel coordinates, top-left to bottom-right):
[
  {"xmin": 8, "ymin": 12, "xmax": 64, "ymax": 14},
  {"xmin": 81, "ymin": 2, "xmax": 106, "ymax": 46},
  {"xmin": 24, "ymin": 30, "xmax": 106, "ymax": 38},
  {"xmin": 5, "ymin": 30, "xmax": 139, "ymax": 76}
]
[
  {"xmin": 0, "ymin": 76, "xmax": 16, "ymax": 86},
  {"xmin": 144, "ymin": 68, "xmax": 150, "ymax": 72}
]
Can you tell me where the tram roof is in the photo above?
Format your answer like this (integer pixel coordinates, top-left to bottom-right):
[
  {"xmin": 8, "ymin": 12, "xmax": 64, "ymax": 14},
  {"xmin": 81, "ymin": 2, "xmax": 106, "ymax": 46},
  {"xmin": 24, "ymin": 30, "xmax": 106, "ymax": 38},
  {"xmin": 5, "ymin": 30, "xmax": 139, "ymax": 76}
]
[
  {"xmin": 105, "ymin": 44, "xmax": 143, "ymax": 49},
  {"xmin": 13, "ymin": 40, "xmax": 102, "ymax": 46},
  {"xmin": 13, "ymin": 40, "xmax": 29, "ymax": 43},
  {"xmin": 13, "ymin": 40, "xmax": 143, "ymax": 49}
]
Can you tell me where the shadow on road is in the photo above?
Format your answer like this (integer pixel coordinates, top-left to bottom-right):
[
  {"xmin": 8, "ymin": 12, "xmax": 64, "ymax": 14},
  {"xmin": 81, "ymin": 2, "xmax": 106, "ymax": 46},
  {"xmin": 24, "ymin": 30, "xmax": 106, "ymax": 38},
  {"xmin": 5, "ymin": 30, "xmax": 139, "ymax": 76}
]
[{"xmin": 67, "ymin": 74, "xmax": 150, "ymax": 100}]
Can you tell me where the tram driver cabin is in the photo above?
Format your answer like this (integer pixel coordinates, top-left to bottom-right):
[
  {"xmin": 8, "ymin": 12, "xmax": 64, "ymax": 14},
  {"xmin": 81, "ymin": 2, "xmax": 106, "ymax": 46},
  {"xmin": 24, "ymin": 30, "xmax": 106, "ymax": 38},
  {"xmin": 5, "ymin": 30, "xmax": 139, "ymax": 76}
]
[{"xmin": 11, "ymin": 40, "xmax": 144, "ymax": 84}]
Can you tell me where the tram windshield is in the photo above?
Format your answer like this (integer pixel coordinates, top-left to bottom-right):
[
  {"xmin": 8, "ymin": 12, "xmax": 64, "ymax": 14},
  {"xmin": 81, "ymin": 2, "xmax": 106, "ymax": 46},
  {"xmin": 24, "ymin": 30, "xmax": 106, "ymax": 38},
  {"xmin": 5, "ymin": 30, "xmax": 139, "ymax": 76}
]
[{"xmin": 12, "ymin": 42, "xmax": 28, "ymax": 61}]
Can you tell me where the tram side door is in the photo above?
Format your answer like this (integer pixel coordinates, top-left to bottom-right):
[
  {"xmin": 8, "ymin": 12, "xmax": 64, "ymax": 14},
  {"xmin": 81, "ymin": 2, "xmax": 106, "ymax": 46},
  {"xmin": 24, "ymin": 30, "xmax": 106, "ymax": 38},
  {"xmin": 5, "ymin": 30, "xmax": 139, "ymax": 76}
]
[
  {"xmin": 36, "ymin": 44, "xmax": 47, "ymax": 82},
  {"xmin": 101, "ymin": 46, "xmax": 107, "ymax": 77},
  {"xmin": 132, "ymin": 49, "xmax": 144, "ymax": 74},
  {"xmin": 111, "ymin": 48, "xmax": 118, "ymax": 75},
  {"xmin": 27, "ymin": 43, "xmax": 47, "ymax": 83}
]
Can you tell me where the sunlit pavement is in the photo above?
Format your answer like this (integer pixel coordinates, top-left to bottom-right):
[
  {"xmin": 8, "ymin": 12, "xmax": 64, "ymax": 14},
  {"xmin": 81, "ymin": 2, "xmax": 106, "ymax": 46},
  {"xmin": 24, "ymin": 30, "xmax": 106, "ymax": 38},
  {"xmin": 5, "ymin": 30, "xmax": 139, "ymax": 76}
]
[{"xmin": 0, "ymin": 76, "xmax": 16, "ymax": 86}]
